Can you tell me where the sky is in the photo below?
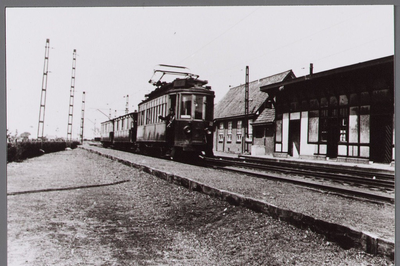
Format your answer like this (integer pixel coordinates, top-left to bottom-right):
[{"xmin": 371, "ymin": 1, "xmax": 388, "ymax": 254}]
[{"xmin": 5, "ymin": 5, "xmax": 394, "ymax": 140}]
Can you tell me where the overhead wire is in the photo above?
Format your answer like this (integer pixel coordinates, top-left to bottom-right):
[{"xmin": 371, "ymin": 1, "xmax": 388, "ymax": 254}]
[
  {"xmin": 178, "ymin": 6, "xmax": 260, "ymax": 64},
  {"xmin": 206, "ymin": 7, "xmax": 383, "ymax": 77}
]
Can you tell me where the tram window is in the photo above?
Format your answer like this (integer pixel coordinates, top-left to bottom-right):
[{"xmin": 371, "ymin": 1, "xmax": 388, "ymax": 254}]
[
  {"xmin": 170, "ymin": 95, "xmax": 176, "ymax": 113},
  {"xmin": 180, "ymin": 95, "xmax": 192, "ymax": 119},
  {"xmin": 146, "ymin": 109, "xmax": 150, "ymax": 124},
  {"xmin": 194, "ymin": 96, "xmax": 206, "ymax": 120},
  {"xmin": 140, "ymin": 110, "xmax": 145, "ymax": 125}
]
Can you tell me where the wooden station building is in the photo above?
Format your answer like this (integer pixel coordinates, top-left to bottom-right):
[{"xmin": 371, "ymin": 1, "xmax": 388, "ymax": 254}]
[
  {"xmin": 214, "ymin": 55, "xmax": 394, "ymax": 164},
  {"xmin": 261, "ymin": 55, "xmax": 394, "ymax": 164}
]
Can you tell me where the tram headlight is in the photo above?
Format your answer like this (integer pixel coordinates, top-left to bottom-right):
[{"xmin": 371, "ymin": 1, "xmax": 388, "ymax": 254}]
[
  {"xmin": 183, "ymin": 124, "xmax": 192, "ymax": 134},
  {"xmin": 204, "ymin": 127, "xmax": 212, "ymax": 135}
]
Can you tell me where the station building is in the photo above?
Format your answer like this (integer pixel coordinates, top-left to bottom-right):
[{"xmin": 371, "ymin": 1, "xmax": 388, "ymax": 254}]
[
  {"xmin": 213, "ymin": 70, "xmax": 296, "ymax": 154},
  {"xmin": 214, "ymin": 55, "xmax": 394, "ymax": 165},
  {"xmin": 260, "ymin": 55, "xmax": 394, "ymax": 164}
]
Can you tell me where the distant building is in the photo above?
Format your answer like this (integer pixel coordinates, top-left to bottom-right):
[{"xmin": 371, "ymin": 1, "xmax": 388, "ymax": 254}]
[
  {"xmin": 213, "ymin": 70, "xmax": 296, "ymax": 155},
  {"xmin": 260, "ymin": 56, "xmax": 394, "ymax": 164}
]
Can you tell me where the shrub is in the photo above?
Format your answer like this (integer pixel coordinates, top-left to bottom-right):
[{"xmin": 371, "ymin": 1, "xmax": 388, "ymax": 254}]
[
  {"xmin": 7, "ymin": 143, "xmax": 17, "ymax": 162},
  {"xmin": 7, "ymin": 141, "xmax": 69, "ymax": 163},
  {"xmin": 66, "ymin": 141, "xmax": 80, "ymax": 149}
]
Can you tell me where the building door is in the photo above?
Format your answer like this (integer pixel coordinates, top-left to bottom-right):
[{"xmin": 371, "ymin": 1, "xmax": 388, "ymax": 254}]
[
  {"xmin": 370, "ymin": 114, "xmax": 393, "ymax": 163},
  {"xmin": 327, "ymin": 109, "xmax": 339, "ymax": 158},
  {"xmin": 288, "ymin": 120, "xmax": 300, "ymax": 157}
]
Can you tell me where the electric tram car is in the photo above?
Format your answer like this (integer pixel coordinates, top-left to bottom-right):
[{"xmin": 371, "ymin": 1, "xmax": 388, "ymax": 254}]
[{"xmin": 100, "ymin": 65, "xmax": 215, "ymax": 159}]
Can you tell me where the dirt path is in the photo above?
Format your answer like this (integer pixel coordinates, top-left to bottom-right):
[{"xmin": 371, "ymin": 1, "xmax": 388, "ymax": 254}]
[{"xmin": 7, "ymin": 149, "xmax": 393, "ymax": 265}]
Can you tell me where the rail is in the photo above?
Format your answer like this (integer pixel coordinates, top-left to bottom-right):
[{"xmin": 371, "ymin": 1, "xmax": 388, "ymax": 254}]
[{"xmin": 201, "ymin": 155, "xmax": 394, "ymax": 204}]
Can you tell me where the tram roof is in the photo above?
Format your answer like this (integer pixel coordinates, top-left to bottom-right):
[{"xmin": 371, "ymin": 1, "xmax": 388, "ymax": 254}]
[{"xmin": 141, "ymin": 77, "xmax": 211, "ymax": 103}]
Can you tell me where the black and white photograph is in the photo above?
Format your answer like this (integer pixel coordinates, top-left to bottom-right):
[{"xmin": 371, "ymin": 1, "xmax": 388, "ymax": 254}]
[{"xmin": 5, "ymin": 4, "xmax": 395, "ymax": 265}]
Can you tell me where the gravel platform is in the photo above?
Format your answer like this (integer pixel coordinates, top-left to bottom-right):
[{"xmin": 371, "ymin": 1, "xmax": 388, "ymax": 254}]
[{"xmin": 7, "ymin": 147, "xmax": 394, "ymax": 265}]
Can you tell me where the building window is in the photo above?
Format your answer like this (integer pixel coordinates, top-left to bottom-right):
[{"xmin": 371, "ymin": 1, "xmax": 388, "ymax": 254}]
[
  {"xmin": 339, "ymin": 107, "xmax": 348, "ymax": 142},
  {"xmin": 319, "ymin": 109, "xmax": 328, "ymax": 142},
  {"xmin": 275, "ymin": 116, "xmax": 282, "ymax": 152},
  {"xmin": 275, "ymin": 119, "xmax": 282, "ymax": 143},
  {"xmin": 236, "ymin": 120, "xmax": 242, "ymax": 142},
  {"xmin": 218, "ymin": 122, "xmax": 224, "ymax": 142},
  {"xmin": 227, "ymin": 121, "xmax": 232, "ymax": 142},
  {"xmin": 307, "ymin": 110, "xmax": 319, "ymax": 143},
  {"xmin": 359, "ymin": 105, "xmax": 370, "ymax": 144},
  {"xmin": 349, "ymin": 106, "xmax": 359, "ymax": 143}
]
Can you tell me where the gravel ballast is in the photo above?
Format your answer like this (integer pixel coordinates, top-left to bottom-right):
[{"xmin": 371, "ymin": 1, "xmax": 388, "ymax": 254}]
[
  {"xmin": 7, "ymin": 147, "xmax": 394, "ymax": 265},
  {"xmin": 82, "ymin": 145, "xmax": 394, "ymax": 240}
]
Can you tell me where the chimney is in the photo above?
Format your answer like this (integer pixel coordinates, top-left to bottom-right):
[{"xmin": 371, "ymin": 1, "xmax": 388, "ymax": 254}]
[{"xmin": 310, "ymin": 63, "xmax": 314, "ymax": 75}]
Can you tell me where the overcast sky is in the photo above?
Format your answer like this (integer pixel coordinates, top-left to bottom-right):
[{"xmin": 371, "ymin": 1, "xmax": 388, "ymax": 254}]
[{"xmin": 5, "ymin": 5, "xmax": 394, "ymax": 139}]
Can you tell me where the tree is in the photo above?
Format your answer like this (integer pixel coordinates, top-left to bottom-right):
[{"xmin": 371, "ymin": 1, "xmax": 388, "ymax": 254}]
[
  {"xmin": 6, "ymin": 129, "xmax": 11, "ymax": 142},
  {"xmin": 7, "ymin": 129, "xmax": 18, "ymax": 143},
  {"xmin": 20, "ymin": 132, "xmax": 31, "ymax": 141}
]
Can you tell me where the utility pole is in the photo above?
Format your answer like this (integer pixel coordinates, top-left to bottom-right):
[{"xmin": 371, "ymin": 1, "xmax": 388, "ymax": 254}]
[
  {"xmin": 125, "ymin": 95, "xmax": 129, "ymax": 114},
  {"xmin": 67, "ymin": 49, "xmax": 77, "ymax": 142},
  {"xmin": 37, "ymin": 39, "xmax": 50, "ymax": 140},
  {"xmin": 79, "ymin": 91, "xmax": 86, "ymax": 144},
  {"xmin": 243, "ymin": 66, "xmax": 249, "ymax": 153}
]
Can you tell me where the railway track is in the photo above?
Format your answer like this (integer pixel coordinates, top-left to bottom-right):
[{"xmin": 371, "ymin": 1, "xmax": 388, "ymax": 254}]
[{"xmin": 201, "ymin": 155, "xmax": 395, "ymax": 204}]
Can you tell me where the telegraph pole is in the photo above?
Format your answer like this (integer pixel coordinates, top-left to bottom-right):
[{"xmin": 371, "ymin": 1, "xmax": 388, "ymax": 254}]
[
  {"xmin": 67, "ymin": 49, "xmax": 77, "ymax": 141},
  {"xmin": 243, "ymin": 66, "xmax": 249, "ymax": 153},
  {"xmin": 125, "ymin": 95, "xmax": 129, "ymax": 114},
  {"xmin": 79, "ymin": 91, "xmax": 86, "ymax": 144},
  {"xmin": 37, "ymin": 39, "xmax": 50, "ymax": 140}
]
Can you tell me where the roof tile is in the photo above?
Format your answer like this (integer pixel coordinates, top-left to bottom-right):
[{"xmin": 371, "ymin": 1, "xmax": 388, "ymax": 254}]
[
  {"xmin": 252, "ymin": 108, "xmax": 275, "ymax": 125},
  {"xmin": 214, "ymin": 70, "xmax": 294, "ymax": 119}
]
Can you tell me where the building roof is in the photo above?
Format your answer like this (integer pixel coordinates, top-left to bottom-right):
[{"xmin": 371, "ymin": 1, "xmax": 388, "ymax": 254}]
[
  {"xmin": 214, "ymin": 70, "xmax": 295, "ymax": 120},
  {"xmin": 252, "ymin": 107, "xmax": 275, "ymax": 126},
  {"xmin": 260, "ymin": 55, "xmax": 394, "ymax": 93}
]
